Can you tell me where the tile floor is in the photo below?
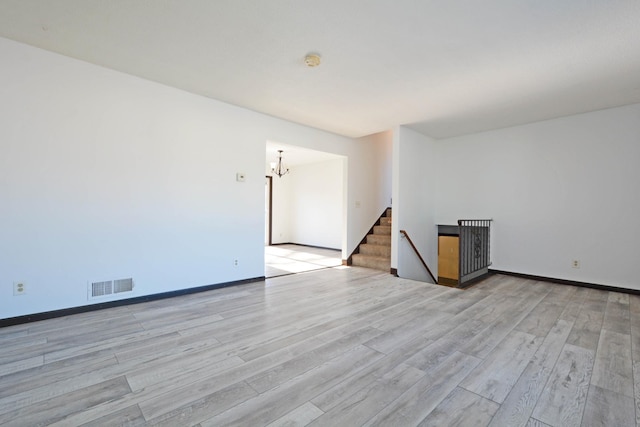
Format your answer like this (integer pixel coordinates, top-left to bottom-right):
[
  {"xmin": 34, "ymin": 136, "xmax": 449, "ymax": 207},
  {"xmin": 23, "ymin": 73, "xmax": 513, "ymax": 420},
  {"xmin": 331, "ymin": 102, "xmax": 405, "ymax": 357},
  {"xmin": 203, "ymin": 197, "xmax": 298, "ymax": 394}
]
[{"xmin": 265, "ymin": 244, "xmax": 343, "ymax": 278}]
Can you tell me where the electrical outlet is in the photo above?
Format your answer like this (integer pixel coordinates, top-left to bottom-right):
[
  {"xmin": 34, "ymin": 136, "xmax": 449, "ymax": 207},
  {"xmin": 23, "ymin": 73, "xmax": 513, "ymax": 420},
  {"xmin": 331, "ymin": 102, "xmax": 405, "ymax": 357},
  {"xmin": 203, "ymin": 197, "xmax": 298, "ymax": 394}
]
[
  {"xmin": 13, "ymin": 281, "xmax": 26, "ymax": 296},
  {"xmin": 234, "ymin": 259, "xmax": 239, "ymax": 267},
  {"xmin": 572, "ymin": 260, "xmax": 580, "ymax": 269}
]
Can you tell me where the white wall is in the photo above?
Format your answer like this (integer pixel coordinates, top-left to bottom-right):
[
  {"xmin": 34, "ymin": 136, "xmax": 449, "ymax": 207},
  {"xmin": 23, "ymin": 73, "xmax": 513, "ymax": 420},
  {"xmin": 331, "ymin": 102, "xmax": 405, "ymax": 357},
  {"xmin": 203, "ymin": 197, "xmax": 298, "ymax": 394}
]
[
  {"xmin": 0, "ymin": 37, "xmax": 391, "ymax": 319},
  {"xmin": 289, "ymin": 159, "xmax": 343, "ymax": 249},
  {"xmin": 435, "ymin": 103, "xmax": 640, "ymax": 290},
  {"xmin": 351, "ymin": 130, "xmax": 394, "ymax": 249},
  {"xmin": 392, "ymin": 127, "xmax": 438, "ymax": 282}
]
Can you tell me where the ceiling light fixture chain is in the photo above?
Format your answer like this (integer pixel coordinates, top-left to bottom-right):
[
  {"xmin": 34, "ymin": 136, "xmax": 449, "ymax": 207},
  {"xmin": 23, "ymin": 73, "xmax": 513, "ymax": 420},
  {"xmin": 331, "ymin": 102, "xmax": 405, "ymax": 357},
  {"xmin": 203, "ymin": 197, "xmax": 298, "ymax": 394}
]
[{"xmin": 271, "ymin": 150, "xmax": 290, "ymax": 178}]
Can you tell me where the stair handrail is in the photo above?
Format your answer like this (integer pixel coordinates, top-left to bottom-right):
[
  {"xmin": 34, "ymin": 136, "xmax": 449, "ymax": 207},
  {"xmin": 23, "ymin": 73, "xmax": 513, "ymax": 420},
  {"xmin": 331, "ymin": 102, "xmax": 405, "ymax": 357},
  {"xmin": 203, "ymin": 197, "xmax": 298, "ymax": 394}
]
[{"xmin": 399, "ymin": 229, "xmax": 437, "ymax": 284}]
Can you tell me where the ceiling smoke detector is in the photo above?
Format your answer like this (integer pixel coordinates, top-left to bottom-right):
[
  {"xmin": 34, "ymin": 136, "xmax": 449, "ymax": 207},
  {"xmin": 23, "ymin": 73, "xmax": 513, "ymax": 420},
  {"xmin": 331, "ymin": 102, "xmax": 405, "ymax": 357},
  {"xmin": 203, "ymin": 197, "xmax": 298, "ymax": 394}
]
[{"xmin": 304, "ymin": 53, "xmax": 321, "ymax": 68}]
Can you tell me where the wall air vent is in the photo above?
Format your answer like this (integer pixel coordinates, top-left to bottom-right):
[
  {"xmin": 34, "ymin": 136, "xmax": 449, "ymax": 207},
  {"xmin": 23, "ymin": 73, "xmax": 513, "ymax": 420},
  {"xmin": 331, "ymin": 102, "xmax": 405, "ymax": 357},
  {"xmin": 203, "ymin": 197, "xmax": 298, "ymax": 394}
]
[
  {"xmin": 114, "ymin": 278, "xmax": 134, "ymax": 293},
  {"xmin": 89, "ymin": 278, "xmax": 134, "ymax": 299},
  {"xmin": 91, "ymin": 280, "xmax": 113, "ymax": 297}
]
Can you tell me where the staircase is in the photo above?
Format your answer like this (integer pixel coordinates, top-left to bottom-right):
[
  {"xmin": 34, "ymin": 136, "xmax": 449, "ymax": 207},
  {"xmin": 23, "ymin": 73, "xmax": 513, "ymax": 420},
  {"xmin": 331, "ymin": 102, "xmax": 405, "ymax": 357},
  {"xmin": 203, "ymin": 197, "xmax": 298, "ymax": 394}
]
[{"xmin": 352, "ymin": 208, "xmax": 392, "ymax": 272}]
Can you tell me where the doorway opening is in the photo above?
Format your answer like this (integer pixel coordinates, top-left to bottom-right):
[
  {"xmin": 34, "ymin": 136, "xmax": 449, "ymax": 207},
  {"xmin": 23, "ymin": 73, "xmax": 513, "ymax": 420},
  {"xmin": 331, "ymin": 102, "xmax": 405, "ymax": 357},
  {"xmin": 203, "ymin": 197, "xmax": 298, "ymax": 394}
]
[{"xmin": 265, "ymin": 141, "xmax": 347, "ymax": 278}]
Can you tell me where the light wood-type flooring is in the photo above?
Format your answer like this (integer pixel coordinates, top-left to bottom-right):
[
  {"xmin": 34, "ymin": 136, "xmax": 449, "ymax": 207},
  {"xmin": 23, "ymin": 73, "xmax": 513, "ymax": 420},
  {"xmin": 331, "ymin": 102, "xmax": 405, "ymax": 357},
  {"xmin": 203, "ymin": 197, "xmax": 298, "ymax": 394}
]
[
  {"xmin": 1, "ymin": 267, "xmax": 640, "ymax": 426},
  {"xmin": 265, "ymin": 244, "xmax": 342, "ymax": 278}
]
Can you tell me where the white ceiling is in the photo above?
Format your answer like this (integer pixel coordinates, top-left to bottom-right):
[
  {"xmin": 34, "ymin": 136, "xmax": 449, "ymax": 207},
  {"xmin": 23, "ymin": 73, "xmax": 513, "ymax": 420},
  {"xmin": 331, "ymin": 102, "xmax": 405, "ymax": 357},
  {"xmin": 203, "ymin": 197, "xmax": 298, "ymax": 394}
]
[
  {"xmin": 266, "ymin": 141, "xmax": 343, "ymax": 168},
  {"xmin": 1, "ymin": 1, "xmax": 639, "ymax": 139}
]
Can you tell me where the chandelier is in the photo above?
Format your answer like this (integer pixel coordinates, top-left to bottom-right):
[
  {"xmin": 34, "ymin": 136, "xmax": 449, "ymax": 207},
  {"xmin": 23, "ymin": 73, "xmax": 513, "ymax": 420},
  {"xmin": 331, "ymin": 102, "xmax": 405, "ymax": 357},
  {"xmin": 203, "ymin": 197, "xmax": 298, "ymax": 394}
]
[{"xmin": 271, "ymin": 150, "xmax": 290, "ymax": 178}]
